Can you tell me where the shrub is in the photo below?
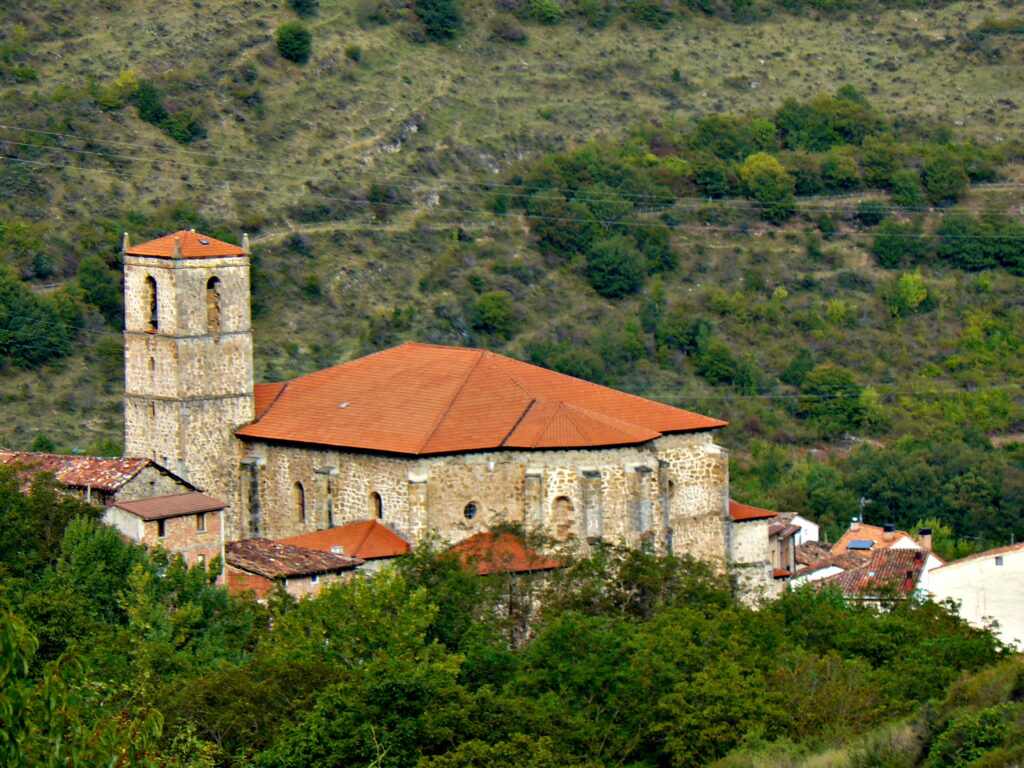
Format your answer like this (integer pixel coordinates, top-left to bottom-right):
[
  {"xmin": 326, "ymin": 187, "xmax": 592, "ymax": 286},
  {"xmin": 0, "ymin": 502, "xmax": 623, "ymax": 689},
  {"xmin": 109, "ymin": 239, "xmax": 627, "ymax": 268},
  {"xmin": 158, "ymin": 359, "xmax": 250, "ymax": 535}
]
[
  {"xmin": 289, "ymin": 0, "xmax": 319, "ymax": 16},
  {"xmin": 739, "ymin": 152, "xmax": 795, "ymax": 223},
  {"xmin": 872, "ymin": 218, "xmax": 926, "ymax": 268},
  {"xmin": 890, "ymin": 169, "xmax": 925, "ymax": 208},
  {"xmin": 529, "ymin": 0, "xmax": 564, "ymax": 24},
  {"xmin": 472, "ymin": 291, "xmax": 518, "ymax": 338},
  {"xmin": 799, "ymin": 364, "xmax": 866, "ymax": 434},
  {"xmin": 586, "ymin": 236, "xmax": 645, "ymax": 299},
  {"xmin": 856, "ymin": 199, "xmax": 888, "ymax": 227},
  {"xmin": 415, "ymin": 0, "xmax": 461, "ymax": 40},
  {"xmin": 933, "ymin": 215, "xmax": 994, "ymax": 271},
  {"xmin": 923, "ymin": 148, "xmax": 970, "ymax": 206},
  {"xmin": 344, "ymin": 44, "xmax": 362, "ymax": 62},
  {"xmin": 821, "ymin": 150, "xmax": 862, "ymax": 191},
  {"xmin": 490, "ymin": 14, "xmax": 527, "ymax": 41},
  {"xmin": 276, "ymin": 22, "xmax": 313, "ymax": 63},
  {"xmin": 882, "ymin": 271, "xmax": 929, "ymax": 318}
]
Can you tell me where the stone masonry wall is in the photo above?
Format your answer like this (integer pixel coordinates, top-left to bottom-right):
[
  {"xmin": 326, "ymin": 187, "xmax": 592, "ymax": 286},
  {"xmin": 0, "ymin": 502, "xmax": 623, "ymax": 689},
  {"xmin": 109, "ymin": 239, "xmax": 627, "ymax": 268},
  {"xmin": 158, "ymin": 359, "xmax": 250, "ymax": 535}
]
[{"xmin": 236, "ymin": 430, "xmax": 731, "ymax": 564}]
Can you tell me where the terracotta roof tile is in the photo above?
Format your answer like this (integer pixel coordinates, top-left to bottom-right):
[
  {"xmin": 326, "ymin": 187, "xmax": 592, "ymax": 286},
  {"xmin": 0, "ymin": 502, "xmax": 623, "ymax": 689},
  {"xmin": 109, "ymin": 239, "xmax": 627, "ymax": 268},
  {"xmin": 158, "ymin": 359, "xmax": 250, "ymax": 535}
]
[
  {"xmin": 729, "ymin": 499, "xmax": 779, "ymax": 522},
  {"xmin": 794, "ymin": 542, "xmax": 866, "ymax": 576},
  {"xmin": 236, "ymin": 342, "xmax": 726, "ymax": 455},
  {"xmin": 110, "ymin": 492, "xmax": 226, "ymax": 521},
  {"xmin": 124, "ymin": 230, "xmax": 246, "ymax": 259},
  {"xmin": 830, "ymin": 524, "xmax": 919, "ymax": 556},
  {"xmin": 818, "ymin": 549, "xmax": 926, "ymax": 597},
  {"xmin": 280, "ymin": 520, "xmax": 411, "ymax": 560},
  {"xmin": 225, "ymin": 538, "xmax": 362, "ymax": 579},
  {"xmin": 0, "ymin": 452, "xmax": 186, "ymax": 493},
  {"xmin": 451, "ymin": 532, "xmax": 565, "ymax": 575}
]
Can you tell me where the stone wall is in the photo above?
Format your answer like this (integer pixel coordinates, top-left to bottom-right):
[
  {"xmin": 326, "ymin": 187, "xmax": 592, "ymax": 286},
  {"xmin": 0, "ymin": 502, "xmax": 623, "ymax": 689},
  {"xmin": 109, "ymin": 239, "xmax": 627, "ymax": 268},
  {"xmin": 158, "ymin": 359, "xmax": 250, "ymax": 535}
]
[
  {"xmin": 728, "ymin": 518, "xmax": 776, "ymax": 603},
  {"xmin": 102, "ymin": 506, "xmax": 223, "ymax": 568},
  {"xmin": 235, "ymin": 429, "xmax": 731, "ymax": 564}
]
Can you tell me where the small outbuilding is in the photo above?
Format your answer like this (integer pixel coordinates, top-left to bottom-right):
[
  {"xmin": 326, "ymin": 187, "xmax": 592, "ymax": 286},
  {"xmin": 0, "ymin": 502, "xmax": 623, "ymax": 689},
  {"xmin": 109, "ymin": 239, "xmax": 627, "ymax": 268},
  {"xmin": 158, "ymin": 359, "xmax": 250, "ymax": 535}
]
[{"xmin": 225, "ymin": 537, "xmax": 362, "ymax": 598}]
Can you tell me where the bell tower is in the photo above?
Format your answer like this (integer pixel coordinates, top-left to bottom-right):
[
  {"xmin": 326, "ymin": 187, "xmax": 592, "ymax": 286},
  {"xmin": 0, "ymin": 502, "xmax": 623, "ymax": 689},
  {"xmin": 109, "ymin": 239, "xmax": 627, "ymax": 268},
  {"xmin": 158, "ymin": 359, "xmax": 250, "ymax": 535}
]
[{"xmin": 123, "ymin": 229, "xmax": 255, "ymax": 518}]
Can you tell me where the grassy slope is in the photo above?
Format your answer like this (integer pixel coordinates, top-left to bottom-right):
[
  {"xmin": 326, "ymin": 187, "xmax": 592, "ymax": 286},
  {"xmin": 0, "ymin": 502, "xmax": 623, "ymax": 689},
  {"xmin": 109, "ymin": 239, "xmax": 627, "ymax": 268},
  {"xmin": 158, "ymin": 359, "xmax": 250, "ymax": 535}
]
[{"xmin": 1, "ymin": 0, "xmax": 1024, "ymax": 451}]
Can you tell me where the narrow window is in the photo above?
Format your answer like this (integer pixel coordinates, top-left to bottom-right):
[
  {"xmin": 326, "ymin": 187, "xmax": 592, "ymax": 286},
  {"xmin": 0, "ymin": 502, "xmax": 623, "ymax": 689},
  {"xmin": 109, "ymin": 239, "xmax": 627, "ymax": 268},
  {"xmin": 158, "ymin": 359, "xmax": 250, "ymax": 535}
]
[
  {"xmin": 148, "ymin": 357, "xmax": 155, "ymax": 372},
  {"xmin": 370, "ymin": 492, "xmax": 383, "ymax": 519},
  {"xmin": 551, "ymin": 496, "xmax": 575, "ymax": 541},
  {"xmin": 196, "ymin": 512, "xmax": 206, "ymax": 532},
  {"xmin": 144, "ymin": 275, "xmax": 158, "ymax": 331},
  {"xmin": 293, "ymin": 482, "xmax": 306, "ymax": 524},
  {"xmin": 206, "ymin": 276, "xmax": 221, "ymax": 334},
  {"xmin": 995, "ymin": 556, "xmax": 1004, "ymax": 566},
  {"xmin": 463, "ymin": 502, "xmax": 478, "ymax": 520},
  {"xmin": 311, "ymin": 573, "xmax": 319, "ymax": 584},
  {"xmin": 157, "ymin": 519, "xmax": 166, "ymax": 538}
]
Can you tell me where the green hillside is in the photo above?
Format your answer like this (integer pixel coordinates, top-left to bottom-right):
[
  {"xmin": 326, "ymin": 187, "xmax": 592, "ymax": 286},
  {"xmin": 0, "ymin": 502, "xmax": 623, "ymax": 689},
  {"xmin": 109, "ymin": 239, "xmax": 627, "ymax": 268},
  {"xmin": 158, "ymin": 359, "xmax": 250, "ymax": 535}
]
[{"xmin": 2, "ymin": 0, "xmax": 1024, "ymax": 543}]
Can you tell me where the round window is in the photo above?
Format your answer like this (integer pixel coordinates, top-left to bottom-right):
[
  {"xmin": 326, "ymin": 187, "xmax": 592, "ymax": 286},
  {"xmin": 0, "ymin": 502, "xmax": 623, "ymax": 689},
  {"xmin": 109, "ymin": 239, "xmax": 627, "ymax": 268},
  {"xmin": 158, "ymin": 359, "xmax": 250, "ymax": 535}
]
[{"xmin": 463, "ymin": 502, "xmax": 478, "ymax": 520}]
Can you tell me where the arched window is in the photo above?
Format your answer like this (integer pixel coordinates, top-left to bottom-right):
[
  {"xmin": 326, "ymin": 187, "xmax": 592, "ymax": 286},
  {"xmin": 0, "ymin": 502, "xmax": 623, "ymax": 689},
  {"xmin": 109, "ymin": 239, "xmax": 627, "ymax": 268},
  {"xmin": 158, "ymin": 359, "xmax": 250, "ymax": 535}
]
[
  {"xmin": 293, "ymin": 482, "xmax": 306, "ymax": 523},
  {"xmin": 370, "ymin": 492, "xmax": 383, "ymax": 519},
  {"xmin": 463, "ymin": 502, "xmax": 478, "ymax": 520},
  {"xmin": 144, "ymin": 275, "xmax": 158, "ymax": 331},
  {"xmin": 206, "ymin": 276, "xmax": 221, "ymax": 334}
]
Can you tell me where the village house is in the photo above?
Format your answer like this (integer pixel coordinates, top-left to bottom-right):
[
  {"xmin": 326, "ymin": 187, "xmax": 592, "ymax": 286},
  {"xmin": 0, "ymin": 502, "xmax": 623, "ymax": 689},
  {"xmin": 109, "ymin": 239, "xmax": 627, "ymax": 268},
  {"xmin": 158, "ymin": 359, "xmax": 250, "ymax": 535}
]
[
  {"xmin": 816, "ymin": 548, "xmax": 931, "ymax": 607},
  {"xmin": 0, "ymin": 451, "xmax": 196, "ymax": 508},
  {"xmin": 280, "ymin": 519, "xmax": 411, "ymax": 572},
  {"xmin": 119, "ymin": 229, "xmax": 776, "ymax": 596},
  {"xmin": 103, "ymin": 491, "xmax": 227, "ymax": 568},
  {"xmin": 928, "ymin": 542, "xmax": 1024, "ymax": 649},
  {"xmin": 224, "ymin": 537, "xmax": 363, "ymax": 598}
]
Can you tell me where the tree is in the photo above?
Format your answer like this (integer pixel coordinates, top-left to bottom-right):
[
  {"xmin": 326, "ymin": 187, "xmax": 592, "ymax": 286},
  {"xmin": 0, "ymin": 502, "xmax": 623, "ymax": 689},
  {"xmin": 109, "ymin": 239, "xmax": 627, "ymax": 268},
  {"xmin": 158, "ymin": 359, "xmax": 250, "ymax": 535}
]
[
  {"xmin": 585, "ymin": 235, "xmax": 644, "ymax": 299},
  {"xmin": 855, "ymin": 199, "xmax": 887, "ymax": 227},
  {"xmin": 472, "ymin": 291, "xmax": 518, "ymax": 338},
  {"xmin": 799, "ymin": 364, "xmax": 866, "ymax": 435},
  {"xmin": 77, "ymin": 255, "xmax": 122, "ymax": 325},
  {"xmin": 934, "ymin": 214, "xmax": 995, "ymax": 271},
  {"xmin": 288, "ymin": 0, "xmax": 318, "ymax": 16},
  {"xmin": 415, "ymin": 0, "xmax": 461, "ymax": 40},
  {"xmin": 882, "ymin": 271, "xmax": 929, "ymax": 318},
  {"xmin": 738, "ymin": 152, "xmax": 795, "ymax": 223},
  {"xmin": 923, "ymin": 148, "xmax": 970, "ymax": 206},
  {"xmin": 871, "ymin": 218, "xmax": 926, "ymax": 268},
  {"xmin": 276, "ymin": 22, "xmax": 312, "ymax": 63}
]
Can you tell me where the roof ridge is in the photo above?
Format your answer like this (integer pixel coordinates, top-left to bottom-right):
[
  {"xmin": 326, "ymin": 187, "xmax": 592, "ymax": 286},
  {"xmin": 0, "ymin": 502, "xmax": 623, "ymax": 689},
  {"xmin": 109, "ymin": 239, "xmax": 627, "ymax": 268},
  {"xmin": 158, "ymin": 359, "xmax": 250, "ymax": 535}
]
[
  {"xmin": 484, "ymin": 350, "xmax": 540, "ymax": 400},
  {"xmin": 254, "ymin": 382, "xmax": 289, "ymax": 421},
  {"xmin": 416, "ymin": 348, "xmax": 487, "ymax": 454}
]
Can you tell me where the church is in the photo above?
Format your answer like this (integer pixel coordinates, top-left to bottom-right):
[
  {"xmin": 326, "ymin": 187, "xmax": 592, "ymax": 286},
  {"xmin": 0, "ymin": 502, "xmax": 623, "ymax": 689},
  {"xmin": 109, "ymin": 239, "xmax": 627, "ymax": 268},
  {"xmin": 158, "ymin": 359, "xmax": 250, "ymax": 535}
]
[{"xmin": 121, "ymin": 229, "xmax": 774, "ymax": 593}]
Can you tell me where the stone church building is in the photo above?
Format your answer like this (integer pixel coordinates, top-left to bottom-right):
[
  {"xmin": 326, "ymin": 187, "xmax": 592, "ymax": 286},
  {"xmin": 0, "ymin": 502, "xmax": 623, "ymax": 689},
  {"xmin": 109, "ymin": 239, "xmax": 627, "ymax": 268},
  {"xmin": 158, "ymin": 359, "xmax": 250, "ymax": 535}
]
[{"xmin": 122, "ymin": 230, "xmax": 772, "ymax": 592}]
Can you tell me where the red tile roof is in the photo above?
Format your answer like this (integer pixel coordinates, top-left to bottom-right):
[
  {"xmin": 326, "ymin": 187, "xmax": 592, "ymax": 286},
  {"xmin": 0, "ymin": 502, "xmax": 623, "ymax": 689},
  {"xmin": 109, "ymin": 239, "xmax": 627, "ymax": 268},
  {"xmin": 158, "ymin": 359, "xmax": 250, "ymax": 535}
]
[
  {"xmin": 768, "ymin": 523, "xmax": 801, "ymax": 540},
  {"xmin": 225, "ymin": 538, "xmax": 362, "ymax": 579},
  {"xmin": 729, "ymin": 499, "xmax": 779, "ymax": 522},
  {"xmin": 237, "ymin": 343, "xmax": 726, "ymax": 455},
  {"xmin": 830, "ymin": 523, "xmax": 919, "ymax": 557},
  {"xmin": 818, "ymin": 549, "xmax": 926, "ymax": 597},
  {"xmin": 795, "ymin": 541, "xmax": 865, "ymax": 576},
  {"xmin": 0, "ymin": 452, "xmax": 189, "ymax": 494},
  {"xmin": 124, "ymin": 230, "xmax": 246, "ymax": 259},
  {"xmin": 280, "ymin": 520, "xmax": 411, "ymax": 560},
  {"xmin": 109, "ymin": 492, "xmax": 226, "ymax": 521},
  {"xmin": 450, "ymin": 531, "xmax": 564, "ymax": 575}
]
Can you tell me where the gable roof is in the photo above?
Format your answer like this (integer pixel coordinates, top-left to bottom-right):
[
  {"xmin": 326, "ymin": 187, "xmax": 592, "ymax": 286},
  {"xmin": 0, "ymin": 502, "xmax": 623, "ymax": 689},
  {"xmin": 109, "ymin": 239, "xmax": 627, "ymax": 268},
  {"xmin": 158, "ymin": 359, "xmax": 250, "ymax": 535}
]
[
  {"xmin": 450, "ymin": 531, "xmax": 565, "ymax": 576},
  {"xmin": 237, "ymin": 342, "xmax": 726, "ymax": 455},
  {"xmin": 109, "ymin": 492, "xmax": 226, "ymax": 521},
  {"xmin": 225, "ymin": 538, "xmax": 362, "ymax": 579},
  {"xmin": 729, "ymin": 499, "xmax": 778, "ymax": 522},
  {"xmin": 818, "ymin": 548, "xmax": 927, "ymax": 597},
  {"xmin": 830, "ymin": 523, "xmax": 919, "ymax": 557},
  {"xmin": 0, "ymin": 451, "xmax": 194, "ymax": 494},
  {"xmin": 280, "ymin": 520, "xmax": 411, "ymax": 560},
  {"xmin": 124, "ymin": 230, "xmax": 246, "ymax": 259},
  {"xmin": 795, "ymin": 541, "xmax": 868, "ymax": 577},
  {"xmin": 931, "ymin": 541, "xmax": 1024, "ymax": 571}
]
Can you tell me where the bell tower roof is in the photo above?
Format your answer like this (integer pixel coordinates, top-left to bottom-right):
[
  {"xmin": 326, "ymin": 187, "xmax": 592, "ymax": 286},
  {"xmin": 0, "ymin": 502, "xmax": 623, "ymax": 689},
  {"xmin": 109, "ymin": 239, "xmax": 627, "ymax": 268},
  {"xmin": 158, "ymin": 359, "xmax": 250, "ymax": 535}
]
[{"xmin": 124, "ymin": 230, "xmax": 246, "ymax": 259}]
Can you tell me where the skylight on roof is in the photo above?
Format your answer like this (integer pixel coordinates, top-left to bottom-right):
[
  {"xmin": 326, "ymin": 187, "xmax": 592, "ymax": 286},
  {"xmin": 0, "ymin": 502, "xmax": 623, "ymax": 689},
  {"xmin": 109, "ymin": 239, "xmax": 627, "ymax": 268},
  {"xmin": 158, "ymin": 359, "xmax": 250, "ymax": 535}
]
[
  {"xmin": 848, "ymin": 540, "xmax": 874, "ymax": 550},
  {"xmin": 198, "ymin": 238, "xmax": 210, "ymax": 245}
]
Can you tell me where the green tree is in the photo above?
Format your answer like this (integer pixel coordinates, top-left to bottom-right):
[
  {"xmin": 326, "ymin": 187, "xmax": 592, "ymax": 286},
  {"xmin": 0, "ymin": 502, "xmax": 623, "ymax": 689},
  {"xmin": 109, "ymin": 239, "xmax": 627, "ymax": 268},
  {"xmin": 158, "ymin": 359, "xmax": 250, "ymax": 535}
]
[
  {"xmin": 738, "ymin": 152, "xmax": 795, "ymax": 223},
  {"xmin": 415, "ymin": 0, "xmax": 461, "ymax": 40},
  {"xmin": 288, "ymin": 0, "xmax": 318, "ymax": 16},
  {"xmin": 77, "ymin": 255, "xmax": 122, "ymax": 325},
  {"xmin": 585, "ymin": 235, "xmax": 645, "ymax": 299},
  {"xmin": 780, "ymin": 348, "xmax": 814, "ymax": 387},
  {"xmin": 799, "ymin": 364, "xmax": 865, "ymax": 434},
  {"xmin": 923, "ymin": 148, "xmax": 970, "ymax": 206},
  {"xmin": 934, "ymin": 214, "xmax": 995, "ymax": 271},
  {"xmin": 472, "ymin": 291, "xmax": 518, "ymax": 338},
  {"xmin": 883, "ymin": 271, "xmax": 929, "ymax": 318},
  {"xmin": 890, "ymin": 168, "xmax": 925, "ymax": 208},
  {"xmin": 276, "ymin": 22, "xmax": 312, "ymax": 63},
  {"xmin": 871, "ymin": 218, "xmax": 926, "ymax": 268},
  {"xmin": 855, "ymin": 199, "xmax": 888, "ymax": 227}
]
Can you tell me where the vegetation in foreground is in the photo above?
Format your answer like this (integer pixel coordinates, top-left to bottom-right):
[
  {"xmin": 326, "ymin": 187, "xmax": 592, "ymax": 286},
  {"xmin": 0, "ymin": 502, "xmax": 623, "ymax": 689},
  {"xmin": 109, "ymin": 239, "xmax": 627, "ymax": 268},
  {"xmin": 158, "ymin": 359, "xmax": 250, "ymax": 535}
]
[{"xmin": 0, "ymin": 468, "xmax": 1015, "ymax": 767}]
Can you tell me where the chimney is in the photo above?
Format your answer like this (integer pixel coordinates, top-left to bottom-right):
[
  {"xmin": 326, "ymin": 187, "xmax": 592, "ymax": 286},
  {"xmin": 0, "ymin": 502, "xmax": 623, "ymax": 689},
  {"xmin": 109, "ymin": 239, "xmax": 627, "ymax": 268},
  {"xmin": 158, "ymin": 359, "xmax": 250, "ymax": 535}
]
[
  {"xmin": 883, "ymin": 523, "xmax": 896, "ymax": 542},
  {"xmin": 918, "ymin": 528, "xmax": 933, "ymax": 551},
  {"xmin": 850, "ymin": 516, "xmax": 861, "ymax": 532}
]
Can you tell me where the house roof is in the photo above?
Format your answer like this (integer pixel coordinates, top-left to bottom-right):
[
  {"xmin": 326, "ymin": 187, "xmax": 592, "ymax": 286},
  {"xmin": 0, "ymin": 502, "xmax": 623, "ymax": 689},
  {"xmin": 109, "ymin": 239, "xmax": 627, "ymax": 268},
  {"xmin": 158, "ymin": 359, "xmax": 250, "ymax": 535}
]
[
  {"xmin": 768, "ymin": 523, "xmax": 801, "ymax": 540},
  {"xmin": 109, "ymin": 492, "xmax": 226, "ymax": 521},
  {"xmin": 236, "ymin": 342, "xmax": 726, "ymax": 455},
  {"xmin": 280, "ymin": 520, "xmax": 411, "ymax": 560},
  {"xmin": 225, "ymin": 538, "xmax": 362, "ymax": 579},
  {"xmin": 794, "ymin": 541, "xmax": 866, "ymax": 577},
  {"xmin": 818, "ymin": 549, "xmax": 927, "ymax": 597},
  {"xmin": 729, "ymin": 499, "xmax": 778, "ymax": 522},
  {"xmin": 0, "ymin": 451, "xmax": 192, "ymax": 494},
  {"xmin": 450, "ymin": 531, "xmax": 565, "ymax": 576},
  {"xmin": 124, "ymin": 230, "xmax": 246, "ymax": 259},
  {"xmin": 830, "ymin": 523, "xmax": 919, "ymax": 557},
  {"xmin": 930, "ymin": 541, "xmax": 1024, "ymax": 571}
]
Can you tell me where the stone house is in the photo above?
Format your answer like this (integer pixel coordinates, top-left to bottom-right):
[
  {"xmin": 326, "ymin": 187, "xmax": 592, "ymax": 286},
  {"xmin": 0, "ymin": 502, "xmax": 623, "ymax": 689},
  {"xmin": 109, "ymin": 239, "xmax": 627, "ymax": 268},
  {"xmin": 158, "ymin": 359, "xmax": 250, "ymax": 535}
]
[
  {"xmin": 103, "ymin": 491, "xmax": 227, "ymax": 568},
  {"xmin": 121, "ymin": 229, "xmax": 773, "ymax": 595},
  {"xmin": 224, "ymin": 538, "xmax": 362, "ymax": 598},
  {"xmin": 727, "ymin": 500, "xmax": 780, "ymax": 599},
  {"xmin": 0, "ymin": 451, "xmax": 196, "ymax": 508}
]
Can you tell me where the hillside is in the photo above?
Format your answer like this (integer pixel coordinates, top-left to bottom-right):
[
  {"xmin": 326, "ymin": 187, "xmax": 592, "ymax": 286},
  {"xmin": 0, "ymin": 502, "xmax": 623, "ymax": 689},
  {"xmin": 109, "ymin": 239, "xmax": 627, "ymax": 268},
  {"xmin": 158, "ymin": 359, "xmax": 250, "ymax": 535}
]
[{"xmin": 2, "ymin": 0, "xmax": 1024, "ymax": 543}]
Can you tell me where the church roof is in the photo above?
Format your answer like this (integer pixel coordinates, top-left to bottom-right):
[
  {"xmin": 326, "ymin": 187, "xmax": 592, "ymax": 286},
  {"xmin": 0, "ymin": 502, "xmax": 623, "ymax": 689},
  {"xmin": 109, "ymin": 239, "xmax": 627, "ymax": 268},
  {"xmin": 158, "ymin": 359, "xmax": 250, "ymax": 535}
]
[
  {"xmin": 124, "ymin": 230, "xmax": 246, "ymax": 259},
  {"xmin": 280, "ymin": 520, "xmax": 411, "ymax": 560},
  {"xmin": 450, "ymin": 531, "xmax": 565, "ymax": 575},
  {"xmin": 236, "ymin": 342, "xmax": 726, "ymax": 455}
]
